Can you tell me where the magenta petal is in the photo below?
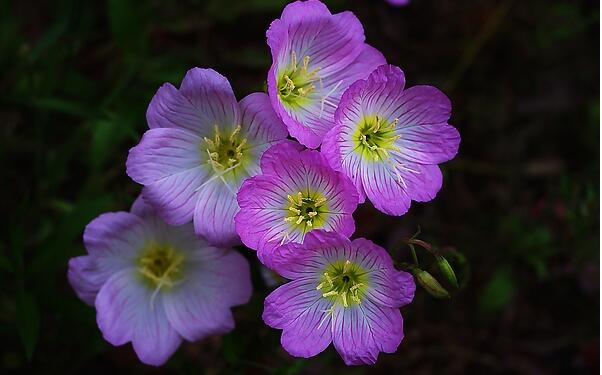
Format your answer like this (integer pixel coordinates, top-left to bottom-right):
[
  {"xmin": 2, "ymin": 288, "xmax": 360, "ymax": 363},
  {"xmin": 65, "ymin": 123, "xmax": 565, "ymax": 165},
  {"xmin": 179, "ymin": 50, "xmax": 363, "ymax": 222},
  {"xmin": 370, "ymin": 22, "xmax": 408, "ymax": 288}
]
[
  {"xmin": 147, "ymin": 68, "xmax": 239, "ymax": 135},
  {"xmin": 95, "ymin": 269, "xmax": 182, "ymax": 366},
  {"xmin": 263, "ymin": 278, "xmax": 333, "ymax": 358},
  {"xmin": 332, "ymin": 303, "xmax": 404, "ymax": 365},
  {"xmin": 360, "ymin": 161, "xmax": 412, "ymax": 216},
  {"xmin": 394, "ymin": 86, "xmax": 460, "ymax": 164},
  {"xmin": 396, "ymin": 163, "xmax": 443, "ymax": 203},
  {"xmin": 235, "ymin": 176, "xmax": 294, "ymax": 257}
]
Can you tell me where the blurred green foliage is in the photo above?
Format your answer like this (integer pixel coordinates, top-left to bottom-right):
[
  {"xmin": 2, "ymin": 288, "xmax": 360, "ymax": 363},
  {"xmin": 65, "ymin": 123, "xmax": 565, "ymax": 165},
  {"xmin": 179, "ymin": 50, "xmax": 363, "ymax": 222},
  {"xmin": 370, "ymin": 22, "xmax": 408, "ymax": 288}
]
[{"xmin": 0, "ymin": 0, "xmax": 598, "ymax": 374}]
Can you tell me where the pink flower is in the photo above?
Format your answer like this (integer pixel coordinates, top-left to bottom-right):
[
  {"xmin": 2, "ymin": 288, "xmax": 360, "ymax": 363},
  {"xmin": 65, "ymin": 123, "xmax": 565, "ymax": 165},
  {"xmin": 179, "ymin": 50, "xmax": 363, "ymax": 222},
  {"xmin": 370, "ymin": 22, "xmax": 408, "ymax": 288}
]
[{"xmin": 263, "ymin": 230, "xmax": 415, "ymax": 365}]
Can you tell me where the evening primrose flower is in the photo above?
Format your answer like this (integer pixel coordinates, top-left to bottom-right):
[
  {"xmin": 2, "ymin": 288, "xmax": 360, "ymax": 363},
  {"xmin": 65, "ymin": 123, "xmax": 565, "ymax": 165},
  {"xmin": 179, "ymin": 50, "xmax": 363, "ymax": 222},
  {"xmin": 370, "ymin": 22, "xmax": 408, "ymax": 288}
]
[
  {"xmin": 266, "ymin": 0, "xmax": 385, "ymax": 148},
  {"xmin": 263, "ymin": 230, "xmax": 415, "ymax": 365},
  {"xmin": 235, "ymin": 141, "xmax": 358, "ymax": 266},
  {"xmin": 67, "ymin": 197, "xmax": 252, "ymax": 366},
  {"xmin": 322, "ymin": 65, "xmax": 460, "ymax": 215},
  {"xmin": 127, "ymin": 68, "xmax": 288, "ymax": 246}
]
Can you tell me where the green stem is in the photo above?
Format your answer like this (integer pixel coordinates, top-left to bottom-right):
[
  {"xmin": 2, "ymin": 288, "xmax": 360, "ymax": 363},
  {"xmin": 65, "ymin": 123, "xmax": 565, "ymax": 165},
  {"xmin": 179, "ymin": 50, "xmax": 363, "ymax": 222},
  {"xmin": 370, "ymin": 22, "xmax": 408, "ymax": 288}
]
[{"xmin": 408, "ymin": 243, "xmax": 419, "ymax": 266}]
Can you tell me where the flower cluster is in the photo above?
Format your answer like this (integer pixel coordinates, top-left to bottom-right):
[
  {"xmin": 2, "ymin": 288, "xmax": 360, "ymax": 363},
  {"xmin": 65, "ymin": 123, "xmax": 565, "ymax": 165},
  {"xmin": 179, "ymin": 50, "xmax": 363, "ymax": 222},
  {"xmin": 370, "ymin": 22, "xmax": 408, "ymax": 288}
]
[{"xmin": 68, "ymin": 0, "xmax": 459, "ymax": 367}]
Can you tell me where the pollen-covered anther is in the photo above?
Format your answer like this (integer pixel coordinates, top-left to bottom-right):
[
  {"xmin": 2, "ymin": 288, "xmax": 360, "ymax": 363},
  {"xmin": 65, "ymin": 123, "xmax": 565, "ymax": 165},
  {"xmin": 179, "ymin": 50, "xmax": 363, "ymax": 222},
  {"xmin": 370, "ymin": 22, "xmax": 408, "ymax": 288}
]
[
  {"xmin": 203, "ymin": 124, "xmax": 247, "ymax": 172},
  {"xmin": 283, "ymin": 191, "xmax": 327, "ymax": 228},
  {"xmin": 138, "ymin": 244, "xmax": 184, "ymax": 290},
  {"xmin": 318, "ymin": 260, "xmax": 367, "ymax": 308},
  {"xmin": 278, "ymin": 51, "xmax": 321, "ymax": 101}
]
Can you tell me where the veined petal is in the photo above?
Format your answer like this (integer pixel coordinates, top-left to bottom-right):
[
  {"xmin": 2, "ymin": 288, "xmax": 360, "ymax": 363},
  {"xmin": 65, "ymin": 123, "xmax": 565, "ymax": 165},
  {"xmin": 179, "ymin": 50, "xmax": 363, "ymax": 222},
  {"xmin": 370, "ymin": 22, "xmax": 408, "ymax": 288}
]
[
  {"xmin": 332, "ymin": 302, "xmax": 404, "ymax": 365},
  {"xmin": 163, "ymin": 249, "xmax": 251, "ymax": 341},
  {"xmin": 126, "ymin": 128, "xmax": 204, "ymax": 185},
  {"xmin": 392, "ymin": 85, "xmax": 459, "ymax": 164},
  {"xmin": 263, "ymin": 278, "xmax": 333, "ymax": 358},
  {"xmin": 67, "ymin": 256, "xmax": 109, "ymax": 305},
  {"xmin": 194, "ymin": 178, "xmax": 240, "ymax": 247},
  {"xmin": 239, "ymin": 92, "xmax": 288, "ymax": 146},
  {"xmin": 266, "ymin": 1, "xmax": 381, "ymax": 149},
  {"xmin": 236, "ymin": 175, "xmax": 302, "ymax": 257},
  {"xmin": 95, "ymin": 269, "xmax": 182, "ymax": 366},
  {"xmin": 126, "ymin": 127, "xmax": 208, "ymax": 225},
  {"xmin": 147, "ymin": 68, "xmax": 239, "ymax": 136},
  {"xmin": 83, "ymin": 212, "xmax": 146, "ymax": 262},
  {"xmin": 360, "ymin": 159, "xmax": 412, "ymax": 216}
]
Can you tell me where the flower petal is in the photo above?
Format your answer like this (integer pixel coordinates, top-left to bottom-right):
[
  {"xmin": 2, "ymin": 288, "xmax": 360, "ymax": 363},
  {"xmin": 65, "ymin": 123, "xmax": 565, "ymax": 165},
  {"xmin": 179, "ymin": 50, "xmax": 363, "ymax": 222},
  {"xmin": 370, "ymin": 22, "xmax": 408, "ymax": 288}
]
[
  {"xmin": 163, "ymin": 249, "xmax": 250, "ymax": 341},
  {"xmin": 147, "ymin": 68, "xmax": 239, "ymax": 135},
  {"xmin": 239, "ymin": 92, "xmax": 289, "ymax": 146},
  {"xmin": 127, "ymin": 127, "xmax": 209, "ymax": 225},
  {"xmin": 130, "ymin": 194, "xmax": 155, "ymax": 218},
  {"xmin": 359, "ymin": 160, "xmax": 412, "ymax": 216},
  {"xmin": 332, "ymin": 302, "xmax": 404, "ymax": 365},
  {"xmin": 83, "ymin": 212, "xmax": 146, "ymax": 262},
  {"xmin": 194, "ymin": 178, "xmax": 240, "ymax": 246},
  {"xmin": 263, "ymin": 278, "xmax": 333, "ymax": 358},
  {"xmin": 393, "ymin": 85, "xmax": 459, "ymax": 164},
  {"xmin": 236, "ymin": 175, "xmax": 301, "ymax": 257},
  {"xmin": 95, "ymin": 269, "xmax": 182, "ymax": 366},
  {"xmin": 67, "ymin": 255, "xmax": 108, "ymax": 305}
]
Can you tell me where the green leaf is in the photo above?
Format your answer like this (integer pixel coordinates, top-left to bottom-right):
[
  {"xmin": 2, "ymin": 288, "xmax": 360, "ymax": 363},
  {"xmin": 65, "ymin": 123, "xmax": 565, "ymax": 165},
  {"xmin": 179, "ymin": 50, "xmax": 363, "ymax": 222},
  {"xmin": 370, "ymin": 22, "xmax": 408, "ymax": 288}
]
[
  {"xmin": 479, "ymin": 268, "xmax": 515, "ymax": 312},
  {"xmin": 16, "ymin": 291, "xmax": 40, "ymax": 361}
]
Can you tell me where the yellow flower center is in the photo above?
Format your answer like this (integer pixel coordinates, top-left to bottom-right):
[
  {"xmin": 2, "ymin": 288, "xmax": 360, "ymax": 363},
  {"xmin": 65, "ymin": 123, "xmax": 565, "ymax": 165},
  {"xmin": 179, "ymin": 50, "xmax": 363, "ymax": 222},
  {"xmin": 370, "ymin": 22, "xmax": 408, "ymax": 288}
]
[
  {"xmin": 283, "ymin": 191, "xmax": 328, "ymax": 228},
  {"xmin": 355, "ymin": 114, "xmax": 401, "ymax": 160},
  {"xmin": 278, "ymin": 51, "xmax": 321, "ymax": 104},
  {"xmin": 138, "ymin": 242, "xmax": 184, "ymax": 289},
  {"xmin": 317, "ymin": 259, "xmax": 368, "ymax": 308},
  {"xmin": 204, "ymin": 125, "xmax": 248, "ymax": 172}
]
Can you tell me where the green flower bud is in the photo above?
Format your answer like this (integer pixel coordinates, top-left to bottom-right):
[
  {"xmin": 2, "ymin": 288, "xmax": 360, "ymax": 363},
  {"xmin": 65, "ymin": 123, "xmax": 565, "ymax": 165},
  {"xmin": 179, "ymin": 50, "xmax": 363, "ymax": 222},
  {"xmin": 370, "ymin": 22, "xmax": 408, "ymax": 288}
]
[
  {"xmin": 436, "ymin": 255, "xmax": 459, "ymax": 288},
  {"xmin": 413, "ymin": 269, "xmax": 450, "ymax": 299}
]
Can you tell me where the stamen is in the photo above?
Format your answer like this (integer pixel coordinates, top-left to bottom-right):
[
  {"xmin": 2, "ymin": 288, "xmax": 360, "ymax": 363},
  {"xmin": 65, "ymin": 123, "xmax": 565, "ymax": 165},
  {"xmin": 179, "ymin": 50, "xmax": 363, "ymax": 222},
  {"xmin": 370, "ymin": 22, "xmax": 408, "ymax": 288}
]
[
  {"xmin": 203, "ymin": 137, "xmax": 215, "ymax": 148},
  {"xmin": 302, "ymin": 55, "xmax": 310, "ymax": 72},
  {"xmin": 343, "ymin": 260, "xmax": 352, "ymax": 273},
  {"xmin": 322, "ymin": 290, "xmax": 338, "ymax": 297},
  {"xmin": 230, "ymin": 125, "xmax": 241, "ymax": 142},
  {"xmin": 291, "ymin": 51, "xmax": 297, "ymax": 69},
  {"xmin": 214, "ymin": 125, "xmax": 221, "ymax": 144}
]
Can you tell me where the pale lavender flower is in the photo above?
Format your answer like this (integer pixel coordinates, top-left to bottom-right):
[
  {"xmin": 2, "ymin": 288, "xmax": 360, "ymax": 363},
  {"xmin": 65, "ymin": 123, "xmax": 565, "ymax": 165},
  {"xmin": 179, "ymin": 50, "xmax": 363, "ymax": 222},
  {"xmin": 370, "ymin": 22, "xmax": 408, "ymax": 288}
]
[
  {"xmin": 68, "ymin": 197, "xmax": 252, "ymax": 366},
  {"xmin": 127, "ymin": 68, "xmax": 288, "ymax": 246}
]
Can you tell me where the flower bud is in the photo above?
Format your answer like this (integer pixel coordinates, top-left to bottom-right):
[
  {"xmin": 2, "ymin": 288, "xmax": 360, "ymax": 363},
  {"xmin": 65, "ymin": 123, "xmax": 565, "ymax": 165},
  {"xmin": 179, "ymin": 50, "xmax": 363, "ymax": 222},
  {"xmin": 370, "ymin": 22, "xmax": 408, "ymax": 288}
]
[
  {"xmin": 413, "ymin": 269, "xmax": 450, "ymax": 299},
  {"xmin": 436, "ymin": 255, "xmax": 459, "ymax": 288}
]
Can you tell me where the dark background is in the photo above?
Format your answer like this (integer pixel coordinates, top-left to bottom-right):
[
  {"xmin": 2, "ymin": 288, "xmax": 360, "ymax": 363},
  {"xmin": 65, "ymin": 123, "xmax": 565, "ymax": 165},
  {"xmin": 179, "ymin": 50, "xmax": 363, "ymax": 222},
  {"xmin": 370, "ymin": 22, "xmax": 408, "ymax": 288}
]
[{"xmin": 1, "ymin": 0, "xmax": 599, "ymax": 374}]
